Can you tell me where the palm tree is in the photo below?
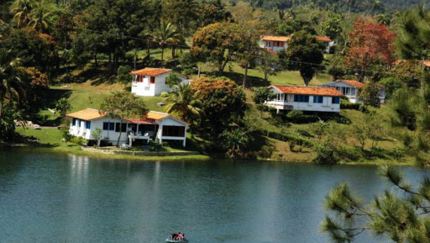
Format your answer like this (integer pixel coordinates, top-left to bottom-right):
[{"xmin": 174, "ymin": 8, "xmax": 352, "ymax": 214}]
[
  {"xmin": 10, "ymin": 0, "xmax": 36, "ymax": 28},
  {"xmin": 376, "ymin": 14, "xmax": 391, "ymax": 26},
  {"xmin": 28, "ymin": 1, "xmax": 53, "ymax": 33},
  {"xmin": 153, "ymin": 21, "xmax": 183, "ymax": 63},
  {"xmin": 164, "ymin": 84, "xmax": 202, "ymax": 124},
  {"xmin": 0, "ymin": 49, "xmax": 25, "ymax": 118}
]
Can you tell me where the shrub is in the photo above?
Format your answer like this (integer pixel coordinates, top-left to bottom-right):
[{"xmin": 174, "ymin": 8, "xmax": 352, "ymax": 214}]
[
  {"xmin": 340, "ymin": 100, "xmax": 360, "ymax": 110},
  {"xmin": 160, "ymin": 91, "xmax": 169, "ymax": 98},
  {"xmin": 70, "ymin": 136, "xmax": 88, "ymax": 145},
  {"xmin": 313, "ymin": 141, "xmax": 339, "ymax": 164},
  {"xmin": 286, "ymin": 110, "xmax": 319, "ymax": 123}
]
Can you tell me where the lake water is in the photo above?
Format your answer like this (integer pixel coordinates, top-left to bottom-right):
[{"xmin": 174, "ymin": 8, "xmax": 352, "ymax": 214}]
[{"xmin": 0, "ymin": 150, "xmax": 429, "ymax": 243}]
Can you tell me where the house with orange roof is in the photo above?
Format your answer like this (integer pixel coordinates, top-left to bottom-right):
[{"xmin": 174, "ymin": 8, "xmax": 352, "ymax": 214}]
[
  {"xmin": 67, "ymin": 108, "xmax": 188, "ymax": 147},
  {"xmin": 259, "ymin": 35, "xmax": 334, "ymax": 53},
  {"xmin": 130, "ymin": 68, "xmax": 190, "ymax": 97},
  {"xmin": 265, "ymin": 85, "xmax": 344, "ymax": 113},
  {"xmin": 320, "ymin": 79, "xmax": 386, "ymax": 104}
]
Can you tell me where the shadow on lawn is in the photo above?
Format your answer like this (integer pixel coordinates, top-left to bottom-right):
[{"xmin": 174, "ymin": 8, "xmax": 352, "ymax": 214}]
[{"xmin": 212, "ymin": 70, "xmax": 269, "ymax": 88}]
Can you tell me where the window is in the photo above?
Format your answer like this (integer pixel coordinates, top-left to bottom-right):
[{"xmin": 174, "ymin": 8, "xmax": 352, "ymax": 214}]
[
  {"xmin": 162, "ymin": 126, "xmax": 185, "ymax": 137},
  {"xmin": 279, "ymin": 42, "xmax": 284, "ymax": 47},
  {"xmin": 72, "ymin": 118, "xmax": 77, "ymax": 126},
  {"xmin": 150, "ymin": 76, "xmax": 155, "ymax": 84},
  {"xmin": 85, "ymin": 121, "xmax": 91, "ymax": 129},
  {"xmin": 332, "ymin": 97, "xmax": 340, "ymax": 104},
  {"xmin": 313, "ymin": 96, "xmax": 323, "ymax": 103},
  {"xmin": 115, "ymin": 123, "xmax": 127, "ymax": 132},
  {"xmin": 78, "ymin": 119, "xmax": 81, "ymax": 127},
  {"xmin": 294, "ymin": 95, "xmax": 309, "ymax": 103},
  {"xmin": 135, "ymin": 75, "xmax": 143, "ymax": 82},
  {"xmin": 103, "ymin": 122, "xmax": 115, "ymax": 131}
]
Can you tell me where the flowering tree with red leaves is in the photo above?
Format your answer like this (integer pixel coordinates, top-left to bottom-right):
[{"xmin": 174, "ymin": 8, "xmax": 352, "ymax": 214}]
[{"xmin": 346, "ymin": 18, "xmax": 395, "ymax": 82}]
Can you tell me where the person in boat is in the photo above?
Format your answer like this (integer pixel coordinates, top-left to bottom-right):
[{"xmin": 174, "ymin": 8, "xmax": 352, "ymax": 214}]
[
  {"xmin": 177, "ymin": 232, "xmax": 183, "ymax": 240},
  {"xmin": 170, "ymin": 233, "xmax": 178, "ymax": 240}
]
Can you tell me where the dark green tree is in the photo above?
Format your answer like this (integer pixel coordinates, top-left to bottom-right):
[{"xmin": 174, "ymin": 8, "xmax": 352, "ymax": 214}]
[
  {"xmin": 100, "ymin": 92, "xmax": 147, "ymax": 147},
  {"xmin": 283, "ymin": 31, "xmax": 325, "ymax": 86},
  {"xmin": 358, "ymin": 81, "xmax": 380, "ymax": 108}
]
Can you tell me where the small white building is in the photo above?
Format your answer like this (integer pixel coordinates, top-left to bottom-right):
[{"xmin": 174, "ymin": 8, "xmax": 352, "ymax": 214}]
[
  {"xmin": 265, "ymin": 85, "xmax": 344, "ymax": 113},
  {"xmin": 320, "ymin": 79, "xmax": 386, "ymax": 104},
  {"xmin": 259, "ymin": 35, "xmax": 334, "ymax": 53},
  {"xmin": 67, "ymin": 108, "xmax": 188, "ymax": 147},
  {"xmin": 259, "ymin": 35, "xmax": 290, "ymax": 52},
  {"xmin": 130, "ymin": 68, "xmax": 190, "ymax": 97}
]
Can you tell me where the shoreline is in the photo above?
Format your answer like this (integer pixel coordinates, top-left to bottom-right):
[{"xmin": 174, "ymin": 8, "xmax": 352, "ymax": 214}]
[{"xmin": 0, "ymin": 144, "xmax": 414, "ymax": 166}]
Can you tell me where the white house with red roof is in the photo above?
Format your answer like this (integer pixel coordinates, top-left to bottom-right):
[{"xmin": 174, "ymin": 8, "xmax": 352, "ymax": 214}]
[
  {"xmin": 130, "ymin": 68, "xmax": 190, "ymax": 97},
  {"xmin": 320, "ymin": 79, "xmax": 386, "ymax": 104},
  {"xmin": 265, "ymin": 85, "xmax": 344, "ymax": 113},
  {"xmin": 67, "ymin": 108, "xmax": 188, "ymax": 147},
  {"xmin": 259, "ymin": 35, "xmax": 334, "ymax": 53}
]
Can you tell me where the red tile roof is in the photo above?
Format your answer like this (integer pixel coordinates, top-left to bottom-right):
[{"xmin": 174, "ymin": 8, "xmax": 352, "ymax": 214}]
[
  {"xmin": 316, "ymin": 36, "xmax": 332, "ymax": 42},
  {"xmin": 67, "ymin": 108, "xmax": 106, "ymax": 121},
  {"xmin": 130, "ymin": 68, "xmax": 171, "ymax": 76},
  {"xmin": 260, "ymin": 35, "xmax": 291, "ymax": 42},
  {"xmin": 336, "ymin": 79, "xmax": 365, "ymax": 88},
  {"xmin": 270, "ymin": 85, "xmax": 343, "ymax": 97}
]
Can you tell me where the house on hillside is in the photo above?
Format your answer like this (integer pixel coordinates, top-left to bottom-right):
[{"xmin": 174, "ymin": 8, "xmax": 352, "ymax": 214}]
[
  {"xmin": 320, "ymin": 79, "xmax": 386, "ymax": 104},
  {"xmin": 259, "ymin": 35, "xmax": 290, "ymax": 53},
  {"xmin": 265, "ymin": 85, "xmax": 344, "ymax": 113},
  {"xmin": 259, "ymin": 35, "xmax": 334, "ymax": 53},
  {"xmin": 67, "ymin": 108, "xmax": 188, "ymax": 147},
  {"xmin": 130, "ymin": 68, "xmax": 190, "ymax": 97}
]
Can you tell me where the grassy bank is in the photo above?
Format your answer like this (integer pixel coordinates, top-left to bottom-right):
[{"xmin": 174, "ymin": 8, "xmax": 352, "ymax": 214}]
[{"xmin": 15, "ymin": 127, "xmax": 210, "ymax": 161}]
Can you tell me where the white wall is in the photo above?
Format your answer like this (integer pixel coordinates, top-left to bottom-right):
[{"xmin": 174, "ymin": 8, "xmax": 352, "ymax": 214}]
[
  {"xmin": 131, "ymin": 72, "xmax": 187, "ymax": 97},
  {"xmin": 69, "ymin": 117, "xmax": 131, "ymax": 145},
  {"xmin": 266, "ymin": 88, "xmax": 341, "ymax": 113},
  {"xmin": 259, "ymin": 40, "xmax": 287, "ymax": 52}
]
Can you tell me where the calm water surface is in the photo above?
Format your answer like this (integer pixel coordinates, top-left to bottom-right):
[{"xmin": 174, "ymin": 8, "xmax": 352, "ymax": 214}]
[{"xmin": 0, "ymin": 150, "xmax": 429, "ymax": 243}]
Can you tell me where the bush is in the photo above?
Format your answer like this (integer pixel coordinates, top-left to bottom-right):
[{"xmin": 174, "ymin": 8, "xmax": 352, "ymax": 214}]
[
  {"xmin": 160, "ymin": 91, "xmax": 169, "ymax": 98},
  {"xmin": 313, "ymin": 142, "xmax": 339, "ymax": 164},
  {"xmin": 286, "ymin": 110, "xmax": 319, "ymax": 123},
  {"xmin": 70, "ymin": 136, "xmax": 88, "ymax": 146},
  {"xmin": 260, "ymin": 130, "xmax": 313, "ymax": 148},
  {"xmin": 340, "ymin": 100, "xmax": 360, "ymax": 110}
]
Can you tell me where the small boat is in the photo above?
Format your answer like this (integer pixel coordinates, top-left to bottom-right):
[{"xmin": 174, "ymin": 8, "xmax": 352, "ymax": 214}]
[{"xmin": 165, "ymin": 238, "xmax": 188, "ymax": 243}]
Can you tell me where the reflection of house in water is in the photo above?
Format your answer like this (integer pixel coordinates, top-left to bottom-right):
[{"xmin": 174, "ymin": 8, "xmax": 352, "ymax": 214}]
[
  {"xmin": 69, "ymin": 154, "xmax": 89, "ymax": 184},
  {"xmin": 67, "ymin": 108, "xmax": 188, "ymax": 147}
]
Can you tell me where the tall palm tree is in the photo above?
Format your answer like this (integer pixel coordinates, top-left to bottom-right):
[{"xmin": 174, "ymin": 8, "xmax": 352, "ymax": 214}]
[
  {"xmin": 153, "ymin": 21, "xmax": 183, "ymax": 63},
  {"xmin": 10, "ymin": 0, "xmax": 36, "ymax": 28},
  {"xmin": 164, "ymin": 84, "xmax": 202, "ymax": 124},
  {"xmin": 28, "ymin": 0, "xmax": 53, "ymax": 33},
  {"xmin": 0, "ymin": 49, "xmax": 25, "ymax": 118}
]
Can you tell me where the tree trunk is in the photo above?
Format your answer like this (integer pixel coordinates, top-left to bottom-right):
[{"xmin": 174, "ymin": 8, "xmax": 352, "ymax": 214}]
[
  {"xmin": 0, "ymin": 92, "xmax": 4, "ymax": 118},
  {"xmin": 243, "ymin": 63, "xmax": 249, "ymax": 88},
  {"xmin": 134, "ymin": 49, "xmax": 137, "ymax": 70},
  {"xmin": 264, "ymin": 72, "xmax": 268, "ymax": 85},
  {"xmin": 171, "ymin": 46, "xmax": 176, "ymax": 59},
  {"xmin": 218, "ymin": 58, "xmax": 230, "ymax": 76},
  {"xmin": 161, "ymin": 46, "xmax": 165, "ymax": 64}
]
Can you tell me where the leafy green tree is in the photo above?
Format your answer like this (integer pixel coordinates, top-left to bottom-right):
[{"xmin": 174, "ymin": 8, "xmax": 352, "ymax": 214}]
[
  {"xmin": 3, "ymin": 28, "xmax": 56, "ymax": 74},
  {"xmin": 100, "ymin": 92, "xmax": 147, "ymax": 147},
  {"xmin": 191, "ymin": 22, "xmax": 242, "ymax": 76},
  {"xmin": 161, "ymin": 0, "xmax": 198, "ymax": 36},
  {"xmin": 116, "ymin": 65, "xmax": 132, "ymax": 86},
  {"xmin": 178, "ymin": 51, "xmax": 198, "ymax": 75},
  {"xmin": 91, "ymin": 128, "xmax": 103, "ymax": 147},
  {"xmin": 55, "ymin": 97, "xmax": 72, "ymax": 117},
  {"xmin": 258, "ymin": 50, "xmax": 279, "ymax": 85},
  {"xmin": 164, "ymin": 83, "xmax": 202, "ymax": 124},
  {"xmin": 283, "ymin": 30, "xmax": 325, "ymax": 86},
  {"xmin": 219, "ymin": 128, "xmax": 250, "ymax": 158},
  {"xmin": 320, "ymin": 12, "xmax": 343, "ymax": 40},
  {"xmin": 358, "ymin": 81, "xmax": 380, "ymax": 108},
  {"xmin": 192, "ymin": 77, "xmax": 246, "ymax": 141},
  {"xmin": 253, "ymin": 87, "xmax": 276, "ymax": 117},
  {"xmin": 197, "ymin": 0, "xmax": 231, "ymax": 27},
  {"xmin": 322, "ymin": 165, "xmax": 430, "ymax": 243},
  {"xmin": 165, "ymin": 72, "xmax": 182, "ymax": 88},
  {"xmin": 0, "ymin": 104, "xmax": 23, "ymax": 142}
]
